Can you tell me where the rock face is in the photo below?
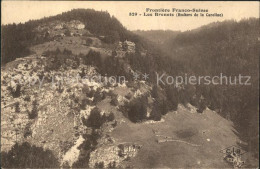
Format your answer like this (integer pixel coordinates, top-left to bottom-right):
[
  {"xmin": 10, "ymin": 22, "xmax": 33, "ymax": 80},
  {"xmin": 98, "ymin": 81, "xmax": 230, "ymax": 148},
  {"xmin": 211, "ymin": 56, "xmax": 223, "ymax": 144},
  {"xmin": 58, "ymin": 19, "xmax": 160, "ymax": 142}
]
[
  {"xmin": 1, "ymin": 17, "xmax": 150, "ymax": 168},
  {"xmin": 1, "ymin": 45, "xmax": 146, "ymax": 167},
  {"xmin": 61, "ymin": 135, "xmax": 85, "ymax": 167},
  {"xmin": 118, "ymin": 143, "xmax": 142, "ymax": 158},
  {"xmin": 89, "ymin": 145, "xmax": 121, "ymax": 168},
  {"xmin": 122, "ymin": 40, "xmax": 135, "ymax": 53},
  {"xmin": 116, "ymin": 40, "xmax": 136, "ymax": 56},
  {"xmin": 1, "ymin": 54, "xmax": 98, "ymax": 156},
  {"xmin": 1, "ymin": 111, "xmax": 29, "ymax": 152},
  {"xmin": 67, "ymin": 20, "xmax": 85, "ymax": 30},
  {"xmin": 89, "ymin": 143, "xmax": 141, "ymax": 168},
  {"xmin": 55, "ymin": 24, "xmax": 63, "ymax": 30},
  {"xmin": 34, "ymin": 20, "xmax": 86, "ymax": 40}
]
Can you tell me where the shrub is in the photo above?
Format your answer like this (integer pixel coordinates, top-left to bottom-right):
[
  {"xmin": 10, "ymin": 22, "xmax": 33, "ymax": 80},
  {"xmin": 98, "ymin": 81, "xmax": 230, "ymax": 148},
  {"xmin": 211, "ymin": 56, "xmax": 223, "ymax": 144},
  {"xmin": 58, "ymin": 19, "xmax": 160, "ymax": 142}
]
[
  {"xmin": 125, "ymin": 93, "xmax": 132, "ymax": 100},
  {"xmin": 150, "ymin": 101, "xmax": 162, "ymax": 121},
  {"xmin": 24, "ymin": 95, "xmax": 31, "ymax": 102},
  {"xmin": 94, "ymin": 162, "xmax": 104, "ymax": 168},
  {"xmin": 28, "ymin": 100, "xmax": 38, "ymax": 119},
  {"xmin": 107, "ymin": 112, "xmax": 115, "ymax": 121},
  {"xmin": 15, "ymin": 102, "xmax": 20, "ymax": 113},
  {"xmin": 85, "ymin": 38, "xmax": 93, "ymax": 46},
  {"xmin": 158, "ymin": 99, "xmax": 170, "ymax": 115},
  {"xmin": 64, "ymin": 29, "xmax": 71, "ymax": 36},
  {"xmin": 112, "ymin": 50, "xmax": 117, "ymax": 57},
  {"xmin": 112, "ymin": 121, "xmax": 117, "ymax": 128},
  {"xmin": 80, "ymin": 98, "xmax": 91, "ymax": 110},
  {"xmin": 1, "ymin": 142, "xmax": 59, "ymax": 168},
  {"xmin": 86, "ymin": 89, "xmax": 95, "ymax": 98},
  {"xmin": 79, "ymin": 68, "xmax": 86, "ymax": 78},
  {"xmin": 57, "ymin": 84, "xmax": 64, "ymax": 93},
  {"xmin": 93, "ymin": 89, "xmax": 106, "ymax": 104},
  {"xmin": 151, "ymin": 85, "xmax": 159, "ymax": 98},
  {"xmin": 73, "ymin": 130, "xmax": 101, "ymax": 168},
  {"xmin": 82, "ymin": 50, "xmax": 102, "ymax": 67},
  {"xmin": 110, "ymin": 95, "xmax": 119, "ymax": 106},
  {"xmin": 82, "ymin": 108, "xmax": 115, "ymax": 129},
  {"xmin": 23, "ymin": 122, "xmax": 32, "ymax": 138},
  {"xmin": 165, "ymin": 86, "xmax": 178, "ymax": 111},
  {"xmin": 108, "ymin": 161, "xmax": 116, "ymax": 168},
  {"xmin": 82, "ymin": 107, "xmax": 103, "ymax": 129},
  {"xmin": 197, "ymin": 99, "xmax": 207, "ymax": 113},
  {"xmin": 126, "ymin": 96, "xmax": 148, "ymax": 123},
  {"xmin": 101, "ymin": 31, "xmax": 120, "ymax": 44},
  {"xmin": 8, "ymin": 84, "xmax": 21, "ymax": 98}
]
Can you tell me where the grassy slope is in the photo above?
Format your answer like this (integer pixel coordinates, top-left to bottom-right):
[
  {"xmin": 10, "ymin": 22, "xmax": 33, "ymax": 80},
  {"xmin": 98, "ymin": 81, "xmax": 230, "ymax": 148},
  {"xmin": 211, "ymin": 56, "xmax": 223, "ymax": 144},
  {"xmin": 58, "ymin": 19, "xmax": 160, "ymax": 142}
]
[{"xmin": 111, "ymin": 106, "xmax": 258, "ymax": 168}]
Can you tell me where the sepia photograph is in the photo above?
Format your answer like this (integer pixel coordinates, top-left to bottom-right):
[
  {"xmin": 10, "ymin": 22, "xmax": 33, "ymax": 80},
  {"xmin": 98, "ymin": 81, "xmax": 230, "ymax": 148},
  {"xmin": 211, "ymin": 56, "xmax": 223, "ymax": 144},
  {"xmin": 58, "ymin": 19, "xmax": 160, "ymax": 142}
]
[{"xmin": 1, "ymin": 1, "xmax": 259, "ymax": 168}]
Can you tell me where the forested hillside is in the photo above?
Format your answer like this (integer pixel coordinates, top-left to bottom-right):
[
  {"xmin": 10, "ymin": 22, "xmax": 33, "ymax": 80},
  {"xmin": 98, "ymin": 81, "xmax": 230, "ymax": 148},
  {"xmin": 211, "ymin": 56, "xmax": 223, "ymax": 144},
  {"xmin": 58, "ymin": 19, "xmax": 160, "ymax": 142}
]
[
  {"xmin": 1, "ymin": 9, "xmax": 148, "ymax": 64},
  {"xmin": 133, "ymin": 30, "xmax": 180, "ymax": 44},
  {"xmin": 129, "ymin": 18, "xmax": 259, "ymax": 158},
  {"xmin": 160, "ymin": 18, "xmax": 259, "ymax": 157}
]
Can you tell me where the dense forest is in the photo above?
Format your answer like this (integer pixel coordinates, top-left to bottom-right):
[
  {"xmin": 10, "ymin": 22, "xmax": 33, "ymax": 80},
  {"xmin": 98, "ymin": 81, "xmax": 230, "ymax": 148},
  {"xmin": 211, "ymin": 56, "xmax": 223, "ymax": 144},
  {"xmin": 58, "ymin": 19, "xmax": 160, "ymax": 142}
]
[
  {"xmin": 133, "ymin": 30, "xmax": 180, "ymax": 44},
  {"xmin": 136, "ymin": 18, "xmax": 259, "ymax": 157}
]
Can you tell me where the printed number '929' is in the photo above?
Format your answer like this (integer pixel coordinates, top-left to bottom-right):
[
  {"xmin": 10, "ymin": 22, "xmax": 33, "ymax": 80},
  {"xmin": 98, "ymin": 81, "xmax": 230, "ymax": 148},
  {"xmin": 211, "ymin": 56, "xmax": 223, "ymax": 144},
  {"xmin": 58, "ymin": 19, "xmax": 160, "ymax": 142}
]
[{"xmin": 129, "ymin": 12, "xmax": 137, "ymax": 16}]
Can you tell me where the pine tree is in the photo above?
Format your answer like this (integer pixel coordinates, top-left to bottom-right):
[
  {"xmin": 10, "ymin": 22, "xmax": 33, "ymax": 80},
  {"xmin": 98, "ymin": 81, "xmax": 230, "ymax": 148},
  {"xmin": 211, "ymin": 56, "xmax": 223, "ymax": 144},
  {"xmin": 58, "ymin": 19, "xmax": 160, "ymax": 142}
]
[
  {"xmin": 15, "ymin": 102, "xmax": 20, "ymax": 113},
  {"xmin": 150, "ymin": 101, "xmax": 161, "ymax": 121},
  {"xmin": 29, "ymin": 100, "xmax": 38, "ymax": 119}
]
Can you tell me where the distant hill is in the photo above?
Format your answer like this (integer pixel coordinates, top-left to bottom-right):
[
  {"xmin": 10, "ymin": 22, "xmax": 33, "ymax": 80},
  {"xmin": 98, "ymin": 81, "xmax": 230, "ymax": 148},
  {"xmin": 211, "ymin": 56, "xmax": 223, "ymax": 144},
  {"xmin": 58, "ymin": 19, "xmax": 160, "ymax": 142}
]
[{"xmin": 133, "ymin": 30, "xmax": 180, "ymax": 45}]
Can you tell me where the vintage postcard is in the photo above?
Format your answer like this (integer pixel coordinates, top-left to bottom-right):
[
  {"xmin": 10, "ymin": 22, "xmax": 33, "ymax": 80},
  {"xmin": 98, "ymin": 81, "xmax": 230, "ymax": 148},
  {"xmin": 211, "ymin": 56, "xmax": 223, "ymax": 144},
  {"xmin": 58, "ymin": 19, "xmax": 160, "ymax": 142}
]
[{"xmin": 1, "ymin": 1, "xmax": 259, "ymax": 168}]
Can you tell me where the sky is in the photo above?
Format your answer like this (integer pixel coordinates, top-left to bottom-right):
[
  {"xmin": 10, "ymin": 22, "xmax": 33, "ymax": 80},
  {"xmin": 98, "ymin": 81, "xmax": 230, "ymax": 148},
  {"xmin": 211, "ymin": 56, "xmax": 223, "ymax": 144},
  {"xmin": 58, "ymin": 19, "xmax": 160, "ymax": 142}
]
[{"xmin": 1, "ymin": 1, "xmax": 259, "ymax": 31}]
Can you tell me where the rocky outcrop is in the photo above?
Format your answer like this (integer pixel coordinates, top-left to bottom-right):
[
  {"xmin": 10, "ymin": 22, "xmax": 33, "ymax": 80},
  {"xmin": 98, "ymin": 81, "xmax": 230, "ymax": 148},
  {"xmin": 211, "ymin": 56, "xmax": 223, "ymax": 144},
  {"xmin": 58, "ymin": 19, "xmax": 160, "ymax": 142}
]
[
  {"xmin": 115, "ymin": 40, "xmax": 135, "ymax": 56},
  {"xmin": 122, "ymin": 40, "xmax": 135, "ymax": 53},
  {"xmin": 118, "ymin": 143, "xmax": 141, "ymax": 158},
  {"xmin": 89, "ymin": 145, "xmax": 121, "ymax": 168},
  {"xmin": 61, "ymin": 135, "xmax": 85, "ymax": 167},
  {"xmin": 67, "ymin": 20, "xmax": 85, "ymax": 30},
  {"xmin": 89, "ymin": 143, "xmax": 141, "ymax": 168}
]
